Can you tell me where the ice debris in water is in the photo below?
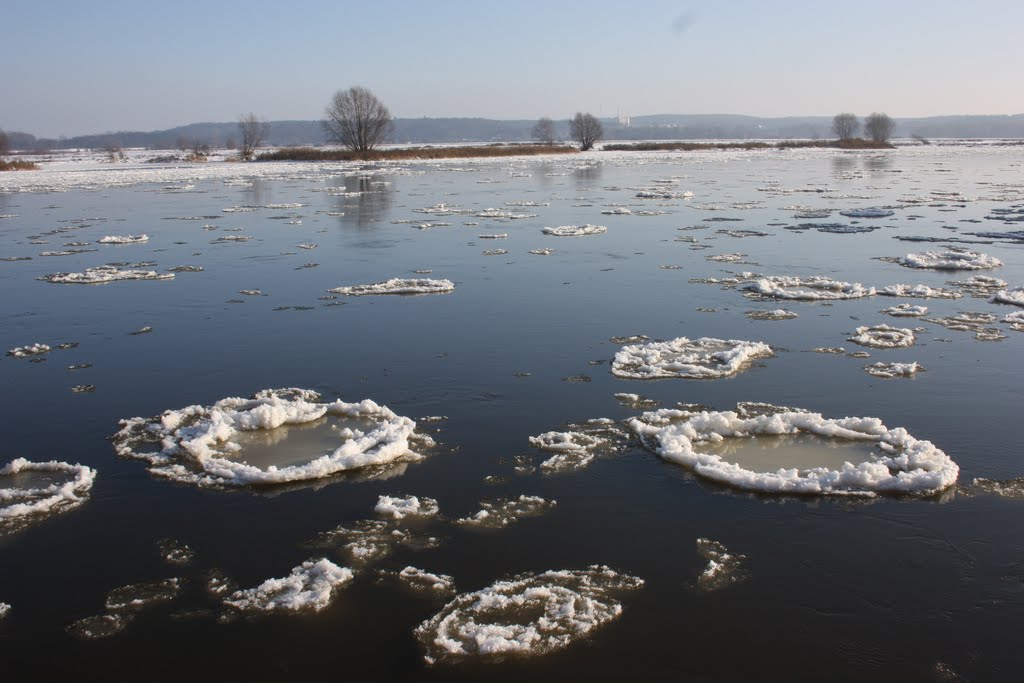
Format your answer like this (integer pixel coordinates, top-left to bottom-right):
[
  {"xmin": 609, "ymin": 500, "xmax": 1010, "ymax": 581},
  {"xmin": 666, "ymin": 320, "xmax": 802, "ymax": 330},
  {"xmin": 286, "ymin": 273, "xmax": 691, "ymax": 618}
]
[
  {"xmin": 838, "ymin": 207, "xmax": 895, "ymax": 218},
  {"xmin": 614, "ymin": 393, "xmax": 661, "ymax": 410},
  {"xmin": 97, "ymin": 234, "xmax": 149, "ymax": 244},
  {"xmin": 848, "ymin": 324, "xmax": 916, "ymax": 348},
  {"xmin": 327, "ymin": 278, "xmax": 455, "ymax": 296},
  {"xmin": 1, "ymin": 458, "xmax": 96, "ymax": 527},
  {"xmin": 0, "ymin": 603, "xmax": 9, "ymax": 619},
  {"xmin": 629, "ymin": 406, "xmax": 958, "ymax": 496},
  {"xmin": 896, "ymin": 249, "xmax": 1003, "ymax": 271},
  {"xmin": 456, "ymin": 495, "xmax": 556, "ymax": 528},
  {"xmin": 950, "ymin": 275, "xmax": 1007, "ymax": 297},
  {"xmin": 1003, "ymin": 310, "xmax": 1024, "ymax": 331},
  {"xmin": 67, "ymin": 578, "xmax": 181, "ymax": 640},
  {"xmin": 612, "ymin": 337, "xmax": 773, "ymax": 380},
  {"xmin": 112, "ymin": 388, "xmax": 430, "ymax": 488},
  {"xmin": 879, "ymin": 284, "xmax": 962, "ymax": 299},
  {"xmin": 224, "ymin": 558, "xmax": 353, "ymax": 613},
  {"xmin": 541, "ymin": 224, "xmax": 607, "ymax": 237},
  {"xmin": 375, "ymin": 494, "xmax": 440, "ymax": 520},
  {"xmin": 312, "ymin": 519, "xmax": 427, "ymax": 565},
  {"xmin": 528, "ymin": 248, "xmax": 554, "ymax": 255},
  {"xmin": 158, "ymin": 538, "xmax": 195, "ymax": 565},
  {"xmin": 38, "ymin": 265, "xmax": 174, "ymax": 284},
  {"xmin": 881, "ymin": 303, "xmax": 928, "ymax": 317},
  {"xmin": 742, "ymin": 276, "xmax": 875, "ymax": 300},
  {"xmin": 745, "ymin": 309, "xmax": 798, "ymax": 321},
  {"xmin": 695, "ymin": 538, "xmax": 748, "ymax": 592},
  {"xmin": 992, "ymin": 285, "xmax": 1024, "ymax": 307},
  {"xmin": 925, "ymin": 312, "xmax": 1005, "ymax": 341},
  {"xmin": 384, "ymin": 566, "xmax": 456, "ymax": 597},
  {"xmin": 7, "ymin": 343, "xmax": 51, "ymax": 358},
  {"xmin": 529, "ymin": 420, "xmax": 627, "ymax": 474},
  {"xmin": 414, "ymin": 565, "xmax": 643, "ymax": 664},
  {"xmin": 968, "ymin": 477, "xmax": 1024, "ymax": 498},
  {"xmin": 864, "ymin": 362, "xmax": 924, "ymax": 378}
]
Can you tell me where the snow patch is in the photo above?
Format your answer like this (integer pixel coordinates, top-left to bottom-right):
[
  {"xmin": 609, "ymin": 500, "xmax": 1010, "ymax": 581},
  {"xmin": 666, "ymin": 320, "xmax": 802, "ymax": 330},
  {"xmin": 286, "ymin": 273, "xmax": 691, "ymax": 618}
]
[
  {"xmin": 612, "ymin": 337, "xmax": 773, "ymax": 380},
  {"xmin": 225, "ymin": 558, "xmax": 353, "ymax": 613}
]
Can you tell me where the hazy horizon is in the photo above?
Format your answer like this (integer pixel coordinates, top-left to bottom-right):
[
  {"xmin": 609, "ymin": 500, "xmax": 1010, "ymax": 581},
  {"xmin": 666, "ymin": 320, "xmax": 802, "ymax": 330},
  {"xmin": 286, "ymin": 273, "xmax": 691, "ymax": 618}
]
[{"xmin": 5, "ymin": 0, "xmax": 1024, "ymax": 138}]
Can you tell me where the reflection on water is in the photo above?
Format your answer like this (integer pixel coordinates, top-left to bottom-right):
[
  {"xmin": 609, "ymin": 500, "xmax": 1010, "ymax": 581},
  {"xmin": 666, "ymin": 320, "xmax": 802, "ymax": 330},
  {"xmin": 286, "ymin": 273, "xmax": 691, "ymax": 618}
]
[
  {"xmin": 698, "ymin": 433, "xmax": 881, "ymax": 473},
  {"xmin": 329, "ymin": 174, "xmax": 395, "ymax": 228}
]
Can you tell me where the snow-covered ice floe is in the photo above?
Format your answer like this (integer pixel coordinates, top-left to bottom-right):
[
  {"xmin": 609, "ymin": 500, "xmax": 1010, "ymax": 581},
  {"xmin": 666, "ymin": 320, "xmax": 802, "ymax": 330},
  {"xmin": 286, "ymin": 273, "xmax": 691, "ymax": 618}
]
[
  {"xmin": 0, "ymin": 603, "xmax": 9, "ymax": 619},
  {"xmin": 327, "ymin": 278, "xmax": 455, "ymax": 296},
  {"xmin": 848, "ymin": 324, "xmax": 916, "ymax": 348},
  {"xmin": 745, "ymin": 309, "xmax": 798, "ymax": 321},
  {"xmin": 112, "ymin": 388, "xmax": 431, "ymax": 488},
  {"xmin": 529, "ymin": 419, "xmax": 627, "ymax": 474},
  {"xmin": 541, "ymin": 224, "xmax": 607, "ymax": 237},
  {"xmin": 895, "ymin": 249, "xmax": 1003, "ymax": 271},
  {"xmin": 456, "ymin": 495, "xmax": 556, "ymax": 528},
  {"xmin": 838, "ymin": 207, "xmax": 895, "ymax": 218},
  {"xmin": 696, "ymin": 538, "xmax": 748, "ymax": 592},
  {"xmin": 879, "ymin": 284, "xmax": 962, "ymax": 299},
  {"xmin": 881, "ymin": 303, "xmax": 928, "ymax": 317},
  {"xmin": 97, "ymin": 234, "xmax": 149, "ymax": 244},
  {"xmin": 38, "ymin": 265, "xmax": 174, "ymax": 284},
  {"xmin": 224, "ymin": 558, "xmax": 353, "ymax": 613},
  {"xmin": 612, "ymin": 337, "xmax": 773, "ymax": 380},
  {"xmin": 742, "ymin": 276, "xmax": 875, "ymax": 300},
  {"xmin": 375, "ymin": 494, "xmax": 440, "ymax": 520},
  {"xmin": 1, "ymin": 458, "xmax": 96, "ymax": 528},
  {"xmin": 1003, "ymin": 310, "xmax": 1024, "ymax": 331},
  {"xmin": 6, "ymin": 343, "xmax": 51, "ymax": 358},
  {"xmin": 864, "ymin": 361, "xmax": 924, "ymax": 378},
  {"xmin": 414, "ymin": 565, "xmax": 643, "ymax": 664},
  {"xmin": 629, "ymin": 406, "xmax": 958, "ymax": 496},
  {"xmin": 992, "ymin": 286, "xmax": 1024, "ymax": 307},
  {"xmin": 383, "ymin": 566, "xmax": 456, "ymax": 597}
]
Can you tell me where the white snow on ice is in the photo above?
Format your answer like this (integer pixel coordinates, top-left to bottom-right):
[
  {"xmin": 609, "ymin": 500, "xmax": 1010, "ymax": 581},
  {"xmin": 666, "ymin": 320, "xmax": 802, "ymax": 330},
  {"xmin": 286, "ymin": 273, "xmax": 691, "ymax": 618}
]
[
  {"xmin": 612, "ymin": 337, "xmax": 774, "ymax": 380},
  {"xmin": 327, "ymin": 278, "xmax": 455, "ymax": 296},
  {"xmin": 224, "ymin": 558, "xmax": 353, "ymax": 613}
]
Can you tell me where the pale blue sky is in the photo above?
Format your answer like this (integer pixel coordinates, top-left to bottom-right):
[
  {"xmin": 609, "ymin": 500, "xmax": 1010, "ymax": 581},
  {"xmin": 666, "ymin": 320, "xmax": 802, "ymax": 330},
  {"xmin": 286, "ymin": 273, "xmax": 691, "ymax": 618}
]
[{"xmin": 4, "ymin": 0, "xmax": 1023, "ymax": 137}]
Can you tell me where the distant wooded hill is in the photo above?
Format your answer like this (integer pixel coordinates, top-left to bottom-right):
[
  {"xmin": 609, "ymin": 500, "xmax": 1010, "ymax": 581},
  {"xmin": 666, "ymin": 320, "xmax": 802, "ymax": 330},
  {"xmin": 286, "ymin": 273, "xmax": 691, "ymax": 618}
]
[{"xmin": 7, "ymin": 114, "xmax": 1024, "ymax": 151}]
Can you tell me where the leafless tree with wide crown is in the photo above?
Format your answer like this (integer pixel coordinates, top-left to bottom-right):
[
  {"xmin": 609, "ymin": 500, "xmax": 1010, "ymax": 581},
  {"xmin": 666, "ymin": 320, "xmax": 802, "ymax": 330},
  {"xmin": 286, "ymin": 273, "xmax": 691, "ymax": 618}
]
[
  {"xmin": 323, "ymin": 86, "xmax": 393, "ymax": 157},
  {"xmin": 569, "ymin": 112, "xmax": 603, "ymax": 151},
  {"xmin": 238, "ymin": 113, "xmax": 269, "ymax": 160}
]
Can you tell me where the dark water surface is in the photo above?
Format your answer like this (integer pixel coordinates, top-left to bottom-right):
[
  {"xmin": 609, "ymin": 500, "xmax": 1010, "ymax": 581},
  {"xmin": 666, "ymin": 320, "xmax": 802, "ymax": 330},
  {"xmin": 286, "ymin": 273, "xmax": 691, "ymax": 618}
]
[{"xmin": 2, "ymin": 146, "xmax": 1022, "ymax": 680}]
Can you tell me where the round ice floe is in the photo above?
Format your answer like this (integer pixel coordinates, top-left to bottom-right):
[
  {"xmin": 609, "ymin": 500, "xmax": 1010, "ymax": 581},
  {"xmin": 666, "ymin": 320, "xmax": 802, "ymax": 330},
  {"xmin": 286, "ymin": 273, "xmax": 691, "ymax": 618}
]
[
  {"xmin": 848, "ymin": 324, "xmax": 916, "ymax": 348},
  {"xmin": 879, "ymin": 284, "xmax": 962, "ymax": 299},
  {"xmin": 629, "ymin": 407, "xmax": 958, "ymax": 496},
  {"xmin": 896, "ymin": 249, "xmax": 1002, "ymax": 271},
  {"xmin": 97, "ymin": 234, "xmax": 149, "ymax": 244},
  {"xmin": 745, "ymin": 309, "xmax": 798, "ymax": 321},
  {"xmin": 1, "ymin": 458, "xmax": 96, "ymax": 524},
  {"xmin": 541, "ymin": 224, "xmax": 607, "ymax": 237},
  {"xmin": 612, "ymin": 337, "xmax": 773, "ymax": 380},
  {"xmin": 742, "ymin": 276, "xmax": 875, "ymax": 300},
  {"xmin": 838, "ymin": 207, "xmax": 895, "ymax": 218},
  {"xmin": 864, "ymin": 362, "xmax": 924, "ymax": 378},
  {"xmin": 414, "ymin": 565, "xmax": 644, "ymax": 664},
  {"xmin": 375, "ymin": 494, "xmax": 440, "ymax": 520},
  {"xmin": 38, "ymin": 266, "xmax": 174, "ymax": 284},
  {"xmin": 881, "ymin": 303, "xmax": 928, "ymax": 317},
  {"xmin": 112, "ymin": 388, "xmax": 431, "ymax": 487},
  {"xmin": 328, "ymin": 278, "xmax": 455, "ymax": 296},
  {"xmin": 224, "ymin": 558, "xmax": 353, "ymax": 613},
  {"xmin": 992, "ymin": 286, "xmax": 1024, "ymax": 307}
]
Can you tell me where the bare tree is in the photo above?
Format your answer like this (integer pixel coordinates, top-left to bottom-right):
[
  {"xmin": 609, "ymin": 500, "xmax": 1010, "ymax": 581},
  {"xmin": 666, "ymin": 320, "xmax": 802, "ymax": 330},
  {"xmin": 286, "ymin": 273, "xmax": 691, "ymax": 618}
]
[
  {"xmin": 864, "ymin": 112, "xmax": 895, "ymax": 144},
  {"xmin": 532, "ymin": 117, "xmax": 557, "ymax": 145},
  {"xmin": 832, "ymin": 113, "xmax": 860, "ymax": 141},
  {"xmin": 569, "ymin": 112, "xmax": 603, "ymax": 151},
  {"xmin": 238, "ymin": 113, "xmax": 269, "ymax": 160},
  {"xmin": 323, "ymin": 86, "xmax": 393, "ymax": 157},
  {"xmin": 0, "ymin": 129, "xmax": 10, "ymax": 157},
  {"xmin": 101, "ymin": 137, "xmax": 125, "ymax": 162}
]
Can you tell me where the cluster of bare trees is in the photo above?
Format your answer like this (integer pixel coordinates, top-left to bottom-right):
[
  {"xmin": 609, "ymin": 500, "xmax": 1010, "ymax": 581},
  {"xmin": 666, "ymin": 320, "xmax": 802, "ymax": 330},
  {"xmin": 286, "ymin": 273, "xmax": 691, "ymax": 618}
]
[
  {"xmin": 531, "ymin": 113, "xmax": 605, "ymax": 150},
  {"xmin": 831, "ymin": 112, "xmax": 895, "ymax": 144},
  {"xmin": 238, "ymin": 113, "xmax": 270, "ymax": 160}
]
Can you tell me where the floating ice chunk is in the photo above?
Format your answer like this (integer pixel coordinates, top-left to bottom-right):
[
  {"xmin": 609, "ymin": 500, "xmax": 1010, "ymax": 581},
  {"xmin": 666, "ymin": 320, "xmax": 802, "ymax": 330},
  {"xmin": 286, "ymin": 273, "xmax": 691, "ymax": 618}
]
[
  {"xmin": 992, "ymin": 286, "xmax": 1024, "ymax": 307},
  {"xmin": 311, "ymin": 518, "xmax": 430, "ymax": 564},
  {"xmin": 848, "ymin": 324, "xmax": 916, "ymax": 348},
  {"xmin": 478, "ymin": 233, "xmax": 508, "ymax": 239},
  {"xmin": 614, "ymin": 393, "xmax": 661, "ymax": 409},
  {"xmin": 612, "ymin": 337, "xmax": 773, "ymax": 380},
  {"xmin": 881, "ymin": 303, "xmax": 928, "ymax": 317},
  {"xmin": 949, "ymin": 275, "xmax": 1007, "ymax": 297},
  {"xmin": 67, "ymin": 612, "xmax": 133, "ymax": 639},
  {"xmin": 743, "ymin": 276, "xmax": 875, "ymax": 300},
  {"xmin": 629, "ymin": 406, "xmax": 958, "ymax": 496},
  {"xmin": 528, "ymin": 248, "xmax": 554, "ymax": 255},
  {"xmin": 925, "ymin": 312, "xmax": 1005, "ymax": 341},
  {"xmin": 1003, "ymin": 310, "xmax": 1024, "ymax": 331},
  {"xmin": 529, "ymin": 423, "xmax": 620, "ymax": 474},
  {"xmin": 879, "ymin": 284, "xmax": 962, "ymax": 299},
  {"xmin": 864, "ymin": 361, "xmax": 924, "ymax": 378},
  {"xmin": 7, "ymin": 343, "xmax": 51, "ymax": 358},
  {"xmin": 158, "ymin": 538, "xmax": 195, "ymax": 565},
  {"xmin": 38, "ymin": 265, "xmax": 174, "ymax": 284},
  {"xmin": 482, "ymin": 248, "xmax": 508, "ymax": 256},
  {"xmin": 265, "ymin": 203, "xmax": 303, "ymax": 209},
  {"xmin": 386, "ymin": 567, "xmax": 456, "ymax": 597},
  {"xmin": 541, "ymin": 224, "xmax": 607, "ymax": 237},
  {"xmin": 696, "ymin": 538, "xmax": 748, "ymax": 592},
  {"xmin": 0, "ymin": 603, "xmax": 9, "ymax": 619},
  {"xmin": 610, "ymin": 334, "xmax": 648, "ymax": 345},
  {"xmin": 168, "ymin": 265, "xmax": 204, "ymax": 272},
  {"xmin": 296, "ymin": 243, "xmax": 318, "ymax": 250},
  {"xmin": 456, "ymin": 495, "xmax": 556, "ymax": 528},
  {"xmin": 969, "ymin": 477, "xmax": 1024, "ymax": 498},
  {"xmin": 211, "ymin": 235, "xmax": 252, "ymax": 243},
  {"xmin": 328, "ymin": 278, "xmax": 455, "ymax": 296},
  {"xmin": 1, "ymin": 458, "xmax": 96, "ymax": 525},
  {"xmin": 707, "ymin": 253, "xmax": 747, "ymax": 263},
  {"xmin": 838, "ymin": 207, "xmax": 895, "ymax": 218},
  {"xmin": 745, "ymin": 309, "xmax": 798, "ymax": 321},
  {"xmin": 601, "ymin": 207, "xmax": 632, "ymax": 215},
  {"xmin": 113, "ymin": 388, "xmax": 429, "ymax": 488},
  {"xmin": 221, "ymin": 206, "xmax": 256, "ymax": 213},
  {"xmin": 896, "ymin": 249, "xmax": 1002, "ymax": 271},
  {"xmin": 415, "ymin": 565, "xmax": 643, "ymax": 664},
  {"xmin": 375, "ymin": 495, "xmax": 440, "ymax": 520},
  {"xmin": 98, "ymin": 234, "xmax": 149, "ymax": 244},
  {"xmin": 67, "ymin": 578, "xmax": 181, "ymax": 639},
  {"xmin": 224, "ymin": 558, "xmax": 353, "ymax": 613}
]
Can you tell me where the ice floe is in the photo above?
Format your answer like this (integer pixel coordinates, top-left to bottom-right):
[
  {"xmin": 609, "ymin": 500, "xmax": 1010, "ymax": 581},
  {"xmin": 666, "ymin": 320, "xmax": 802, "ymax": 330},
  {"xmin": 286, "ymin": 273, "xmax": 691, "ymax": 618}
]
[
  {"xmin": 388, "ymin": 566, "xmax": 456, "ymax": 597},
  {"xmin": 529, "ymin": 420, "xmax": 627, "ymax": 474},
  {"xmin": 695, "ymin": 538, "xmax": 748, "ymax": 592},
  {"xmin": 98, "ymin": 234, "xmax": 149, "ymax": 244},
  {"xmin": 848, "ymin": 324, "xmax": 916, "ymax": 348},
  {"xmin": 742, "ymin": 276, "xmax": 875, "ymax": 300},
  {"xmin": 1, "ymin": 458, "xmax": 97, "ymax": 527},
  {"xmin": 0, "ymin": 603, "xmax": 9, "ymax": 619},
  {"xmin": 925, "ymin": 312, "xmax": 1005, "ymax": 341},
  {"xmin": 629, "ymin": 406, "xmax": 958, "ymax": 496},
  {"xmin": 528, "ymin": 248, "xmax": 554, "ymax": 255},
  {"xmin": 38, "ymin": 265, "xmax": 174, "ymax": 284},
  {"xmin": 67, "ymin": 578, "xmax": 182, "ymax": 640},
  {"xmin": 864, "ymin": 361, "xmax": 924, "ymax": 378},
  {"xmin": 224, "ymin": 558, "xmax": 353, "ymax": 613},
  {"xmin": 879, "ymin": 284, "xmax": 962, "ymax": 299},
  {"xmin": 414, "ymin": 565, "xmax": 644, "ymax": 663},
  {"xmin": 992, "ymin": 286, "xmax": 1024, "ymax": 307},
  {"xmin": 6, "ymin": 343, "xmax": 51, "ymax": 358},
  {"xmin": 113, "ymin": 388, "xmax": 430, "ymax": 488},
  {"xmin": 838, "ymin": 208, "xmax": 895, "ymax": 218},
  {"xmin": 455, "ymin": 495, "xmax": 556, "ymax": 528},
  {"xmin": 541, "ymin": 224, "xmax": 607, "ymax": 237},
  {"xmin": 1003, "ymin": 310, "xmax": 1024, "ymax": 331},
  {"xmin": 949, "ymin": 275, "xmax": 1007, "ymax": 297},
  {"xmin": 375, "ymin": 494, "xmax": 440, "ymax": 520},
  {"xmin": 159, "ymin": 538, "xmax": 195, "ymax": 566},
  {"xmin": 881, "ymin": 303, "xmax": 929, "ymax": 317},
  {"xmin": 896, "ymin": 249, "xmax": 1002, "ymax": 271},
  {"xmin": 311, "ymin": 518, "xmax": 434, "ymax": 564},
  {"xmin": 327, "ymin": 278, "xmax": 455, "ymax": 296},
  {"xmin": 612, "ymin": 337, "xmax": 773, "ymax": 380},
  {"xmin": 745, "ymin": 309, "xmax": 798, "ymax": 321}
]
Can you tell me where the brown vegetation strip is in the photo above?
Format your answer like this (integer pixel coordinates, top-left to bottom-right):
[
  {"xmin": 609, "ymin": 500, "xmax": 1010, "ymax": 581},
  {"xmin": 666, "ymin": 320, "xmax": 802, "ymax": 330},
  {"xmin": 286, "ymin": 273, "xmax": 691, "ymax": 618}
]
[
  {"xmin": 0, "ymin": 160, "xmax": 40, "ymax": 171},
  {"xmin": 603, "ymin": 139, "xmax": 894, "ymax": 152},
  {"xmin": 258, "ymin": 144, "xmax": 578, "ymax": 162}
]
